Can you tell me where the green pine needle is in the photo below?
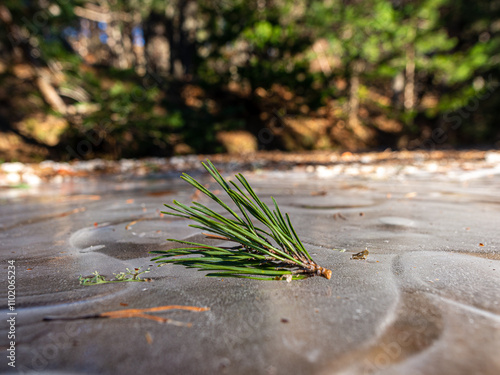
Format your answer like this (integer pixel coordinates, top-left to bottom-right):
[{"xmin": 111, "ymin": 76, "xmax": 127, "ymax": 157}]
[{"xmin": 150, "ymin": 160, "xmax": 332, "ymax": 280}]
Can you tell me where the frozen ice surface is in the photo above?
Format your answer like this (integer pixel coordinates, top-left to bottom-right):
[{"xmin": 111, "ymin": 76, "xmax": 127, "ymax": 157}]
[{"xmin": 0, "ymin": 157, "xmax": 499, "ymax": 375}]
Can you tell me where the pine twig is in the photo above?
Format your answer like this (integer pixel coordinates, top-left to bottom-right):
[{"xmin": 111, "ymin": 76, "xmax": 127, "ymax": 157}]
[{"xmin": 151, "ymin": 160, "xmax": 332, "ymax": 280}]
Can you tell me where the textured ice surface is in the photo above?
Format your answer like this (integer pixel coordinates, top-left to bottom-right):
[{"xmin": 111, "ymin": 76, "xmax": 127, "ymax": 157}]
[{"xmin": 0, "ymin": 161, "xmax": 499, "ymax": 374}]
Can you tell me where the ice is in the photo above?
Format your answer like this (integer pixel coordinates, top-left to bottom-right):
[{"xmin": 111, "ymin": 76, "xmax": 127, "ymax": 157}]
[{"xmin": 0, "ymin": 154, "xmax": 499, "ymax": 374}]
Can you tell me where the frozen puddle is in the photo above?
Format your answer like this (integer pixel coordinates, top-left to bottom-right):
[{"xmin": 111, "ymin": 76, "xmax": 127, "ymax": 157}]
[{"xmin": 1, "ymin": 158, "xmax": 499, "ymax": 375}]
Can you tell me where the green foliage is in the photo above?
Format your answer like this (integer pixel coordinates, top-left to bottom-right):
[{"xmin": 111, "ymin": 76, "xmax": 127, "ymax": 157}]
[
  {"xmin": 0, "ymin": 0, "xmax": 499, "ymax": 159},
  {"xmin": 79, "ymin": 268, "xmax": 151, "ymax": 285},
  {"xmin": 151, "ymin": 160, "xmax": 332, "ymax": 280},
  {"xmin": 243, "ymin": 21, "xmax": 281, "ymax": 49}
]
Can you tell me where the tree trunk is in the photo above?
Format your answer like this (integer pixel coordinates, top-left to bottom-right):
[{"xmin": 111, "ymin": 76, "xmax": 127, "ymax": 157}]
[
  {"xmin": 144, "ymin": 11, "xmax": 170, "ymax": 75},
  {"xmin": 404, "ymin": 44, "xmax": 415, "ymax": 111},
  {"xmin": 167, "ymin": 0, "xmax": 197, "ymax": 79},
  {"xmin": 36, "ymin": 70, "xmax": 67, "ymax": 115},
  {"xmin": 347, "ymin": 60, "xmax": 370, "ymax": 142},
  {"xmin": 107, "ymin": 20, "xmax": 134, "ymax": 69},
  {"xmin": 392, "ymin": 71, "xmax": 404, "ymax": 109},
  {"xmin": 348, "ymin": 63, "xmax": 360, "ymax": 129}
]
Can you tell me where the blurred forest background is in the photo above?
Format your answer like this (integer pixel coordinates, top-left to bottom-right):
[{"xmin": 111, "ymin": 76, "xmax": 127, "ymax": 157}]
[{"xmin": 0, "ymin": 0, "xmax": 499, "ymax": 162}]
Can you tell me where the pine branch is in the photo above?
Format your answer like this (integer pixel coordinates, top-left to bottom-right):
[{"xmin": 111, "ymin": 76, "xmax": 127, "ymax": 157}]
[{"xmin": 151, "ymin": 160, "xmax": 332, "ymax": 280}]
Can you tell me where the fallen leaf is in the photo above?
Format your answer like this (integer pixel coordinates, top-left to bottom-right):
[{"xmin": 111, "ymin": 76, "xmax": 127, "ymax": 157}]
[
  {"xmin": 191, "ymin": 190, "xmax": 201, "ymax": 201},
  {"xmin": 44, "ymin": 305, "xmax": 210, "ymax": 326},
  {"xmin": 333, "ymin": 213, "xmax": 347, "ymax": 221},
  {"xmin": 351, "ymin": 249, "xmax": 369, "ymax": 260},
  {"xmin": 311, "ymin": 190, "xmax": 327, "ymax": 196},
  {"xmin": 125, "ymin": 218, "xmax": 145, "ymax": 230},
  {"xmin": 126, "ymin": 199, "xmax": 134, "ymax": 204},
  {"xmin": 126, "ymin": 220, "xmax": 138, "ymax": 230},
  {"xmin": 55, "ymin": 207, "xmax": 87, "ymax": 218},
  {"xmin": 57, "ymin": 195, "xmax": 101, "ymax": 202},
  {"xmin": 145, "ymin": 332, "xmax": 153, "ymax": 345}
]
